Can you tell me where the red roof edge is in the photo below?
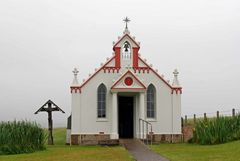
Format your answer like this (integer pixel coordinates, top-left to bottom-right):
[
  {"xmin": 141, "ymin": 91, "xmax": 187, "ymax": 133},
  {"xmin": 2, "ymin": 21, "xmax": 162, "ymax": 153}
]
[
  {"xmin": 138, "ymin": 57, "xmax": 175, "ymax": 89},
  {"xmin": 79, "ymin": 56, "xmax": 116, "ymax": 89},
  {"xmin": 113, "ymin": 34, "xmax": 140, "ymax": 50}
]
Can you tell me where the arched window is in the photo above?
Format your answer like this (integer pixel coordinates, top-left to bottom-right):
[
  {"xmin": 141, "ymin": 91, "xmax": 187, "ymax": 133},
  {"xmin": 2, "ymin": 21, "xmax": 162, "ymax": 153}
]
[
  {"xmin": 147, "ymin": 84, "xmax": 156, "ymax": 118},
  {"xmin": 97, "ymin": 84, "xmax": 107, "ymax": 118}
]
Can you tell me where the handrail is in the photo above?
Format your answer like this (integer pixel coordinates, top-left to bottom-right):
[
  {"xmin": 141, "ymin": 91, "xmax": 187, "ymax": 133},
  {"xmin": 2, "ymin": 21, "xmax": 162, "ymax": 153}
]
[{"xmin": 139, "ymin": 118, "xmax": 153, "ymax": 146}]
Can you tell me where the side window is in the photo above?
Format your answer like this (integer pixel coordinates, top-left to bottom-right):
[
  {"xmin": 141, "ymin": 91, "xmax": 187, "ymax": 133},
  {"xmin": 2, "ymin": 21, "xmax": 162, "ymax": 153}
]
[
  {"xmin": 97, "ymin": 84, "xmax": 107, "ymax": 118},
  {"xmin": 147, "ymin": 84, "xmax": 156, "ymax": 118}
]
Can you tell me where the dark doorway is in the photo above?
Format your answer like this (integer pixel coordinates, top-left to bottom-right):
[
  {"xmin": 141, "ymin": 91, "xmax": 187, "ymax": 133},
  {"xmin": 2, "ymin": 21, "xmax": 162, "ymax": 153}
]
[{"xmin": 118, "ymin": 96, "xmax": 134, "ymax": 138}]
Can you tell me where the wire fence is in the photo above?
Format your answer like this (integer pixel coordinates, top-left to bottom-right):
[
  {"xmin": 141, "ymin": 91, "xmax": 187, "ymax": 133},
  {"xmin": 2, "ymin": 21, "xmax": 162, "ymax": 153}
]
[{"xmin": 182, "ymin": 108, "xmax": 240, "ymax": 126}]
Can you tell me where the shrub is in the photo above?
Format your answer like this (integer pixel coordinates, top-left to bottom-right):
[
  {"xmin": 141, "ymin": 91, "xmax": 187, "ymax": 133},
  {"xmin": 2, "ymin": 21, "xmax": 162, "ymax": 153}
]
[
  {"xmin": 192, "ymin": 114, "xmax": 240, "ymax": 145},
  {"xmin": 0, "ymin": 120, "xmax": 46, "ymax": 154}
]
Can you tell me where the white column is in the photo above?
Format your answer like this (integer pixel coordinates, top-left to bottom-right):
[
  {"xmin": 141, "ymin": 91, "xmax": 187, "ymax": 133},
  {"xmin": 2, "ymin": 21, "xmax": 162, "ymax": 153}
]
[
  {"xmin": 111, "ymin": 92, "xmax": 119, "ymax": 139},
  {"xmin": 139, "ymin": 92, "xmax": 145, "ymax": 120},
  {"xmin": 71, "ymin": 91, "xmax": 81, "ymax": 134},
  {"xmin": 139, "ymin": 92, "xmax": 145, "ymax": 138}
]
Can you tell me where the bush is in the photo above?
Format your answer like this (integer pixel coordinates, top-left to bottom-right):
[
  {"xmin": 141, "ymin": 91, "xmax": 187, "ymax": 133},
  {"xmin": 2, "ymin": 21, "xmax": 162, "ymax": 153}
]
[
  {"xmin": 0, "ymin": 120, "xmax": 46, "ymax": 154},
  {"xmin": 192, "ymin": 114, "xmax": 240, "ymax": 145}
]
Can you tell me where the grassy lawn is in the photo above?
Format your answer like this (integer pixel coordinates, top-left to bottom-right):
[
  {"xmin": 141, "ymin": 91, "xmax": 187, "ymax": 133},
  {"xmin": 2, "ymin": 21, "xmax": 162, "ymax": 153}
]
[
  {"xmin": 2, "ymin": 128, "xmax": 240, "ymax": 161},
  {"xmin": 151, "ymin": 141, "xmax": 240, "ymax": 161},
  {"xmin": 0, "ymin": 128, "xmax": 134, "ymax": 161}
]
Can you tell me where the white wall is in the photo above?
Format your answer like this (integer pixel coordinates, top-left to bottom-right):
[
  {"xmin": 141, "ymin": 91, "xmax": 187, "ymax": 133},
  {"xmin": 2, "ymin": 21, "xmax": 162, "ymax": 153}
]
[{"xmin": 71, "ymin": 67, "xmax": 181, "ymax": 135}]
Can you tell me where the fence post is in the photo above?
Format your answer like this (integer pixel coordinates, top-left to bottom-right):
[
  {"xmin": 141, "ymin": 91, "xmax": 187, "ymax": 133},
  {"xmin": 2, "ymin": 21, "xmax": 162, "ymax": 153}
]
[
  {"xmin": 217, "ymin": 111, "xmax": 219, "ymax": 119},
  {"xmin": 232, "ymin": 108, "xmax": 235, "ymax": 117},
  {"xmin": 204, "ymin": 113, "xmax": 207, "ymax": 121},
  {"xmin": 193, "ymin": 114, "xmax": 196, "ymax": 124},
  {"xmin": 181, "ymin": 117, "xmax": 184, "ymax": 128},
  {"xmin": 185, "ymin": 115, "xmax": 187, "ymax": 125}
]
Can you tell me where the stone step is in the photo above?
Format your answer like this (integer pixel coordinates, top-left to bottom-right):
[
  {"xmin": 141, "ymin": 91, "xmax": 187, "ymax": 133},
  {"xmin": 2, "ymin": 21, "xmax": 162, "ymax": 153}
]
[{"xmin": 98, "ymin": 139, "xmax": 119, "ymax": 146}]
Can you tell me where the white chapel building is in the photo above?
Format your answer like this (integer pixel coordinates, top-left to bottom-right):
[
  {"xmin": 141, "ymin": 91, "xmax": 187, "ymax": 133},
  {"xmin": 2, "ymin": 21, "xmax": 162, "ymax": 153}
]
[{"xmin": 67, "ymin": 19, "xmax": 182, "ymax": 145}]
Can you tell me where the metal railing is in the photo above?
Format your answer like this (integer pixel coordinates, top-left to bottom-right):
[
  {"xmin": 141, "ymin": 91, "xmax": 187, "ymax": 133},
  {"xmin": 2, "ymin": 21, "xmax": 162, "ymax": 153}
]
[{"xmin": 139, "ymin": 118, "xmax": 153, "ymax": 146}]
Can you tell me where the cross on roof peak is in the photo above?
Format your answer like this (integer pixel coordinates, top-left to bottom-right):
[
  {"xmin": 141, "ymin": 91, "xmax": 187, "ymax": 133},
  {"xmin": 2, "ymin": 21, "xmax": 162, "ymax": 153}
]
[{"xmin": 123, "ymin": 17, "xmax": 130, "ymax": 30}]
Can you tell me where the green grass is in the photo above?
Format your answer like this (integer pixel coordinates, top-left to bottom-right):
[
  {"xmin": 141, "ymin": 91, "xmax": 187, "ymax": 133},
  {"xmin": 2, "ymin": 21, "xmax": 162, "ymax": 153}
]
[
  {"xmin": 0, "ymin": 146, "xmax": 133, "ymax": 161},
  {"xmin": 186, "ymin": 115, "xmax": 240, "ymax": 145},
  {"xmin": 50, "ymin": 128, "xmax": 66, "ymax": 145},
  {"xmin": 3, "ymin": 127, "xmax": 240, "ymax": 161},
  {"xmin": 0, "ymin": 120, "xmax": 46, "ymax": 154},
  {"xmin": 0, "ymin": 128, "xmax": 134, "ymax": 161},
  {"xmin": 151, "ymin": 141, "xmax": 240, "ymax": 161}
]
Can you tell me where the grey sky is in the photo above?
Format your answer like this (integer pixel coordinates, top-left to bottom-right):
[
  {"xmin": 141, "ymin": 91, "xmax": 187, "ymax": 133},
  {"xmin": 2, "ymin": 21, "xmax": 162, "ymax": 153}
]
[{"xmin": 0, "ymin": 0, "xmax": 240, "ymax": 127}]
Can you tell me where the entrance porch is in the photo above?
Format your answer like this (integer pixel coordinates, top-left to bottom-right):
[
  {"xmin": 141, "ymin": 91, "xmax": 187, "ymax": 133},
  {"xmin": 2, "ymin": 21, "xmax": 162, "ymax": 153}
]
[{"xmin": 110, "ymin": 92, "xmax": 145, "ymax": 139}]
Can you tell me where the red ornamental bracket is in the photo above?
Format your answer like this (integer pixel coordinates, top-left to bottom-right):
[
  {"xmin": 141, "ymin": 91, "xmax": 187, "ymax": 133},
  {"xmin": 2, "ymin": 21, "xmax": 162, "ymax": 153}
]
[
  {"xmin": 171, "ymin": 88, "xmax": 182, "ymax": 94},
  {"xmin": 70, "ymin": 86, "xmax": 81, "ymax": 93}
]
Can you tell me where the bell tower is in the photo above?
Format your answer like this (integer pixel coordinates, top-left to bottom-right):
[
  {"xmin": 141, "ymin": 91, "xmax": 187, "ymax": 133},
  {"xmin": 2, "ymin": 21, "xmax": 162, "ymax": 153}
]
[{"xmin": 113, "ymin": 17, "xmax": 140, "ymax": 69}]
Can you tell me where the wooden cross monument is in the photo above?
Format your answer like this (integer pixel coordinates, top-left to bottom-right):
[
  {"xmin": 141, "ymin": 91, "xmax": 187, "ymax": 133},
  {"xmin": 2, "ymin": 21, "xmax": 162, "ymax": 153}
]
[{"xmin": 34, "ymin": 100, "xmax": 65, "ymax": 145}]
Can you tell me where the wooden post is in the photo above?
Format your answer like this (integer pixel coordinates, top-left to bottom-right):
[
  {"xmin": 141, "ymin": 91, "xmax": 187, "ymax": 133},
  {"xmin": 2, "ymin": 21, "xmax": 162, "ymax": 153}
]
[
  {"xmin": 185, "ymin": 115, "xmax": 187, "ymax": 125},
  {"xmin": 232, "ymin": 108, "xmax": 235, "ymax": 117},
  {"xmin": 181, "ymin": 117, "xmax": 184, "ymax": 128},
  {"xmin": 217, "ymin": 111, "xmax": 219, "ymax": 119},
  {"xmin": 48, "ymin": 111, "xmax": 53, "ymax": 145},
  {"xmin": 204, "ymin": 113, "xmax": 207, "ymax": 121},
  {"xmin": 193, "ymin": 114, "xmax": 196, "ymax": 124}
]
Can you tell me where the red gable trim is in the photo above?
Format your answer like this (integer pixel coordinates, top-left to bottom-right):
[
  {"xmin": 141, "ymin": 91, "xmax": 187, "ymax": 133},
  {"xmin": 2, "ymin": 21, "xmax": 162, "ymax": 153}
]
[
  {"xmin": 111, "ymin": 70, "xmax": 146, "ymax": 90},
  {"xmin": 79, "ymin": 56, "xmax": 116, "ymax": 89},
  {"xmin": 138, "ymin": 57, "xmax": 180, "ymax": 90},
  {"xmin": 113, "ymin": 34, "xmax": 140, "ymax": 49}
]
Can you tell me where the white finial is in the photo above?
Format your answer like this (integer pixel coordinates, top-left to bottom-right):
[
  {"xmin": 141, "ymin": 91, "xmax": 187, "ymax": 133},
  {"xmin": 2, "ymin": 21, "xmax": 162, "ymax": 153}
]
[
  {"xmin": 72, "ymin": 68, "xmax": 79, "ymax": 85},
  {"xmin": 150, "ymin": 64, "xmax": 153, "ymax": 67},
  {"xmin": 123, "ymin": 30, "xmax": 130, "ymax": 35},
  {"xmin": 118, "ymin": 36, "xmax": 121, "ymax": 39},
  {"xmin": 106, "ymin": 57, "xmax": 109, "ymax": 61},
  {"xmin": 112, "ymin": 41, "xmax": 115, "ymax": 45},
  {"xmin": 73, "ymin": 68, "xmax": 79, "ymax": 76},
  {"xmin": 155, "ymin": 69, "xmax": 158, "ymax": 72},
  {"xmin": 161, "ymin": 74, "xmax": 164, "ymax": 78},
  {"xmin": 133, "ymin": 36, "xmax": 136, "ymax": 40},
  {"xmin": 172, "ymin": 69, "xmax": 180, "ymax": 87},
  {"xmin": 138, "ymin": 42, "xmax": 141, "ymax": 45}
]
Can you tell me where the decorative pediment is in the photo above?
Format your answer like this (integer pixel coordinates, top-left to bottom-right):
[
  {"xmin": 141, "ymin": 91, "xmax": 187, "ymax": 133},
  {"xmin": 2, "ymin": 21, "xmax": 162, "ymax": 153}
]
[{"xmin": 111, "ymin": 70, "xmax": 146, "ymax": 92}]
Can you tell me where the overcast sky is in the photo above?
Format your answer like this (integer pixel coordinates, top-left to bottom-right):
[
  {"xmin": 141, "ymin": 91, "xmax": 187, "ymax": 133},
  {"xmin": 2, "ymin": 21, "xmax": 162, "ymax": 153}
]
[{"xmin": 0, "ymin": 0, "xmax": 240, "ymax": 127}]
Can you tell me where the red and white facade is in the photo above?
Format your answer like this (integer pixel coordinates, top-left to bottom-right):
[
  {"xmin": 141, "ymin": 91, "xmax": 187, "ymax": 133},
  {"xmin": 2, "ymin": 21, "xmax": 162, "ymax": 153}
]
[{"xmin": 67, "ymin": 27, "xmax": 182, "ymax": 145}]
